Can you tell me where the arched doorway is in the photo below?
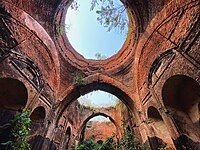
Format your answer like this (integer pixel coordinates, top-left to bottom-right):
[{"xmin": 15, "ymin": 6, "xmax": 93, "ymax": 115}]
[
  {"xmin": 30, "ymin": 106, "xmax": 46, "ymax": 134},
  {"xmin": 55, "ymin": 77, "xmax": 139, "ymax": 148},
  {"xmin": 147, "ymin": 106, "xmax": 174, "ymax": 149},
  {"xmin": 162, "ymin": 75, "xmax": 200, "ymax": 146},
  {"xmin": 58, "ymin": 80, "xmax": 135, "ymax": 121},
  {"xmin": 63, "ymin": 127, "xmax": 71, "ymax": 150},
  {"xmin": 0, "ymin": 78, "xmax": 28, "ymax": 149},
  {"xmin": 78, "ymin": 113, "xmax": 120, "ymax": 143}
]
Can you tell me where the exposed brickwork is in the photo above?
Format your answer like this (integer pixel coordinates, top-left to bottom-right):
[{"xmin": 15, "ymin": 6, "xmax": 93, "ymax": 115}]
[{"xmin": 0, "ymin": 0, "xmax": 199, "ymax": 149}]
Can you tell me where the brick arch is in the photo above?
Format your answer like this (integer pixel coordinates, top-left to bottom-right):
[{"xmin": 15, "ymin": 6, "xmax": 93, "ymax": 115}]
[
  {"xmin": 0, "ymin": 1, "xmax": 60, "ymax": 94},
  {"xmin": 30, "ymin": 106, "xmax": 46, "ymax": 135},
  {"xmin": 159, "ymin": 74, "xmax": 200, "ymax": 149},
  {"xmin": 77, "ymin": 112, "xmax": 122, "ymax": 142},
  {"xmin": 147, "ymin": 106, "xmax": 175, "ymax": 149},
  {"xmin": 62, "ymin": 126, "xmax": 71, "ymax": 150},
  {"xmin": 0, "ymin": 77, "xmax": 28, "ymax": 110},
  {"xmin": 30, "ymin": 106, "xmax": 46, "ymax": 123},
  {"xmin": 57, "ymin": 74, "xmax": 137, "ymax": 122},
  {"xmin": 0, "ymin": 77, "xmax": 28, "ymax": 149},
  {"xmin": 133, "ymin": 0, "xmax": 199, "ymax": 96},
  {"xmin": 162, "ymin": 74, "xmax": 200, "ymax": 141}
]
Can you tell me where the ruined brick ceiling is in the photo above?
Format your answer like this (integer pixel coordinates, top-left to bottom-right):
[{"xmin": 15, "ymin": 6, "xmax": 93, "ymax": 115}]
[{"xmin": 4, "ymin": 0, "xmax": 169, "ymax": 36}]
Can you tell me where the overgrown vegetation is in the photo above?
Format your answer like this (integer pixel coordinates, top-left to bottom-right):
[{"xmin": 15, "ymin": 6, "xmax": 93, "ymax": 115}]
[
  {"xmin": 117, "ymin": 127, "xmax": 146, "ymax": 150},
  {"xmin": 72, "ymin": 136, "xmax": 116, "ymax": 150},
  {"xmin": 1, "ymin": 109, "xmax": 31, "ymax": 150},
  {"xmin": 72, "ymin": 126, "xmax": 146, "ymax": 150},
  {"xmin": 74, "ymin": 71, "xmax": 85, "ymax": 86}
]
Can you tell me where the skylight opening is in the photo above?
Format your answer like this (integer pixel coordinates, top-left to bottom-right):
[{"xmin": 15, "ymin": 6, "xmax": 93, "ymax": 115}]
[{"xmin": 65, "ymin": 0, "xmax": 129, "ymax": 60}]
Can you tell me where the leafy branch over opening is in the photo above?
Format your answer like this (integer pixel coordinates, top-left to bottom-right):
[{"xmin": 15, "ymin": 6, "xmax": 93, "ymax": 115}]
[
  {"xmin": 69, "ymin": 0, "xmax": 128, "ymax": 33},
  {"xmin": 90, "ymin": 0, "xmax": 128, "ymax": 33}
]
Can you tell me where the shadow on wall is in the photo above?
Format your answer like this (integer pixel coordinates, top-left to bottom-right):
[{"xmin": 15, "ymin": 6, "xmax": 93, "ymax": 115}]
[
  {"xmin": 0, "ymin": 78, "xmax": 28, "ymax": 149},
  {"xmin": 147, "ymin": 106, "xmax": 174, "ymax": 149},
  {"xmin": 29, "ymin": 135, "xmax": 56, "ymax": 150},
  {"xmin": 162, "ymin": 75, "xmax": 200, "ymax": 149},
  {"xmin": 30, "ymin": 106, "xmax": 46, "ymax": 135},
  {"xmin": 62, "ymin": 127, "xmax": 71, "ymax": 150}
]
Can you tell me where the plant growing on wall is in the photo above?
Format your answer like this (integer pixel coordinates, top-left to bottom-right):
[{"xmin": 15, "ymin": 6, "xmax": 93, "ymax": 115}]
[
  {"xmin": 72, "ymin": 136, "xmax": 116, "ymax": 150},
  {"xmin": 117, "ymin": 127, "xmax": 146, "ymax": 150},
  {"xmin": 1, "ymin": 109, "xmax": 31, "ymax": 150},
  {"xmin": 74, "ymin": 71, "xmax": 85, "ymax": 86},
  {"xmin": 72, "ymin": 125, "xmax": 147, "ymax": 150}
]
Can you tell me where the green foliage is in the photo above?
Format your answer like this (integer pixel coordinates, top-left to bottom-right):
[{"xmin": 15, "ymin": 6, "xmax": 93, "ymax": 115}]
[
  {"xmin": 118, "ymin": 127, "xmax": 146, "ymax": 150},
  {"xmin": 90, "ymin": 0, "xmax": 128, "ymax": 33},
  {"xmin": 1, "ymin": 109, "xmax": 31, "ymax": 150},
  {"xmin": 69, "ymin": 0, "xmax": 128, "ymax": 33},
  {"xmin": 72, "ymin": 127, "xmax": 146, "ymax": 150},
  {"xmin": 158, "ymin": 147, "xmax": 167, "ymax": 150},
  {"xmin": 98, "ymin": 136, "xmax": 116, "ymax": 150},
  {"xmin": 157, "ymin": 146, "xmax": 167, "ymax": 150},
  {"xmin": 56, "ymin": 24, "xmax": 65, "ymax": 36},
  {"xmin": 95, "ymin": 52, "xmax": 107, "ymax": 60},
  {"xmin": 72, "ymin": 136, "xmax": 116, "ymax": 150},
  {"xmin": 74, "ymin": 72, "xmax": 85, "ymax": 86}
]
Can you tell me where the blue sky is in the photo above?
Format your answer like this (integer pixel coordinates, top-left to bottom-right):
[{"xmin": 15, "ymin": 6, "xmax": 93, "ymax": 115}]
[
  {"xmin": 78, "ymin": 90, "xmax": 120, "ymax": 122},
  {"xmin": 65, "ymin": 0, "xmax": 128, "ymax": 59},
  {"xmin": 78, "ymin": 90, "xmax": 119, "ymax": 108},
  {"xmin": 66, "ymin": 0, "xmax": 127, "ymax": 121}
]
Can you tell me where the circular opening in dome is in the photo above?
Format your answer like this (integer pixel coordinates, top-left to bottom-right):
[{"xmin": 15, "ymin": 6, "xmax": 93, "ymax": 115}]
[{"xmin": 65, "ymin": 0, "xmax": 129, "ymax": 60}]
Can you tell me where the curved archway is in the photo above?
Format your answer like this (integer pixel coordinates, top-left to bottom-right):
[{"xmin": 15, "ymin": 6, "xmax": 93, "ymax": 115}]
[
  {"xmin": 30, "ymin": 106, "xmax": 46, "ymax": 123},
  {"xmin": 56, "ymin": 75, "xmax": 139, "ymax": 147},
  {"xmin": 147, "ymin": 106, "xmax": 174, "ymax": 149},
  {"xmin": 148, "ymin": 106, "xmax": 163, "ymax": 122},
  {"xmin": 63, "ymin": 127, "xmax": 71, "ymax": 150},
  {"xmin": 30, "ymin": 106, "xmax": 46, "ymax": 122},
  {"xmin": 0, "ymin": 78, "xmax": 28, "ymax": 110},
  {"xmin": 78, "ymin": 112, "xmax": 120, "ymax": 142},
  {"xmin": 162, "ymin": 75, "xmax": 200, "ymax": 140},
  {"xmin": 0, "ymin": 78, "xmax": 28, "ymax": 149},
  {"xmin": 58, "ymin": 74, "xmax": 136, "ymax": 121},
  {"xmin": 30, "ymin": 106, "xmax": 46, "ymax": 134}
]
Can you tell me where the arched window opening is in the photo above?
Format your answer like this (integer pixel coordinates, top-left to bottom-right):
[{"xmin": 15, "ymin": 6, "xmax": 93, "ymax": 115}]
[
  {"xmin": 0, "ymin": 78, "xmax": 28, "ymax": 149},
  {"xmin": 30, "ymin": 106, "xmax": 46, "ymax": 134},
  {"xmin": 147, "ymin": 106, "xmax": 174, "ymax": 149},
  {"xmin": 81, "ymin": 115, "xmax": 117, "ymax": 142},
  {"xmin": 0, "ymin": 78, "xmax": 28, "ymax": 110},
  {"xmin": 30, "ymin": 106, "xmax": 46, "ymax": 123},
  {"xmin": 148, "ymin": 106, "xmax": 163, "ymax": 122},
  {"xmin": 162, "ymin": 75, "xmax": 200, "ymax": 140},
  {"xmin": 63, "ymin": 127, "xmax": 71, "ymax": 150}
]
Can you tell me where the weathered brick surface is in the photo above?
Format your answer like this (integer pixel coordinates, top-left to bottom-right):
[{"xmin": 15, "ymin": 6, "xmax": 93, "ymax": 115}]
[{"xmin": 0, "ymin": 0, "xmax": 199, "ymax": 149}]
